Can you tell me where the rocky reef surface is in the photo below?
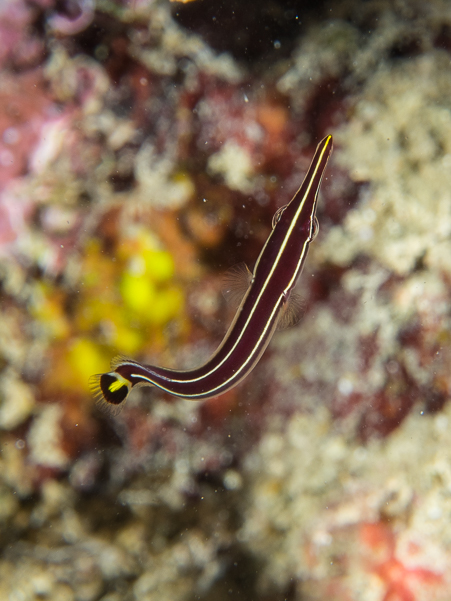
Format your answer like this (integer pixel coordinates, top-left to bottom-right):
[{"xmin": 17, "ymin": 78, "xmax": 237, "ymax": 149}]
[{"xmin": 1, "ymin": 0, "xmax": 451, "ymax": 599}]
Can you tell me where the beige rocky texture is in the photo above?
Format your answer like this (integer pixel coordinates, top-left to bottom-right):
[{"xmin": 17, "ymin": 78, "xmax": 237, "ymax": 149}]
[
  {"xmin": 0, "ymin": 460, "xmax": 235, "ymax": 601},
  {"xmin": 321, "ymin": 51, "xmax": 451, "ymax": 277},
  {"xmin": 239, "ymin": 404, "xmax": 451, "ymax": 599},
  {"xmin": 268, "ymin": 258, "xmax": 451, "ymax": 435},
  {"xmin": 242, "ymin": 37, "xmax": 451, "ymax": 590},
  {"xmin": 278, "ymin": 0, "xmax": 451, "ymax": 112}
]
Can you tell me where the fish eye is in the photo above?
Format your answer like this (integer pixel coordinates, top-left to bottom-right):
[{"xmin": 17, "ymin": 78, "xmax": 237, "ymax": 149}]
[{"xmin": 310, "ymin": 216, "xmax": 319, "ymax": 240}]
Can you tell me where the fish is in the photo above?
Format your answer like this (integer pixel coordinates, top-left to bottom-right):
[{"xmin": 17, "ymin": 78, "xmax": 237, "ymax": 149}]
[{"xmin": 90, "ymin": 135, "xmax": 333, "ymax": 413}]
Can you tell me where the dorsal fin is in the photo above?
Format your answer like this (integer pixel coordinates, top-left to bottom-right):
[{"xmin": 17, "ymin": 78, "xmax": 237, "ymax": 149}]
[
  {"xmin": 277, "ymin": 292, "xmax": 305, "ymax": 330},
  {"xmin": 221, "ymin": 262, "xmax": 253, "ymax": 309},
  {"xmin": 111, "ymin": 355, "xmax": 134, "ymax": 370}
]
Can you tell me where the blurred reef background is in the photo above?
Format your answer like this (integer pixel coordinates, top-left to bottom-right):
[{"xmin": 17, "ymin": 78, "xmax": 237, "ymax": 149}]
[{"xmin": 2, "ymin": 0, "xmax": 451, "ymax": 599}]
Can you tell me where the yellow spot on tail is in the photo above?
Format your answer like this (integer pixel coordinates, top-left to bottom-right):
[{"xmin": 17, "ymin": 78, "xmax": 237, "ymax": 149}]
[{"xmin": 109, "ymin": 379, "xmax": 127, "ymax": 393}]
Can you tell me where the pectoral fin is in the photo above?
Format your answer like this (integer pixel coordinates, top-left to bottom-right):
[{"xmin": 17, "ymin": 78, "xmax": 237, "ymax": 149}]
[
  {"xmin": 278, "ymin": 292, "xmax": 304, "ymax": 330},
  {"xmin": 221, "ymin": 262, "xmax": 253, "ymax": 309}
]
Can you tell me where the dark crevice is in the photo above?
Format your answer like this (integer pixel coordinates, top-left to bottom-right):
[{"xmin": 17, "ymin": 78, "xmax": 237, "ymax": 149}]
[{"xmin": 172, "ymin": 0, "xmax": 329, "ymax": 66}]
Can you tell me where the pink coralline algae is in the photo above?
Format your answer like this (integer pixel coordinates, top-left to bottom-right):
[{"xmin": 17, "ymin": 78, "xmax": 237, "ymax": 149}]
[
  {"xmin": 360, "ymin": 522, "xmax": 443, "ymax": 601},
  {"xmin": 0, "ymin": 0, "xmax": 49, "ymax": 70},
  {"xmin": 48, "ymin": 0, "xmax": 95, "ymax": 36},
  {"xmin": 0, "ymin": 71, "xmax": 53, "ymax": 189},
  {"xmin": 0, "ymin": 191, "xmax": 34, "ymax": 251},
  {"xmin": 0, "ymin": 70, "xmax": 56, "ymax": 249}
]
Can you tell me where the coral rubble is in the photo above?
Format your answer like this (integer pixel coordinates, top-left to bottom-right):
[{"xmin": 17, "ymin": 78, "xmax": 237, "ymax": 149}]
[{"xmin": 1, "ymin": 0, "xmax": 451, "ymax": 599}]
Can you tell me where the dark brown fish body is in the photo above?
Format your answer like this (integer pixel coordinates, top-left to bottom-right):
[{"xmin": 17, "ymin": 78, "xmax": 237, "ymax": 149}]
[{"xmin": 90, "ymin": 136, "xmax": 333, "ymax": 411}]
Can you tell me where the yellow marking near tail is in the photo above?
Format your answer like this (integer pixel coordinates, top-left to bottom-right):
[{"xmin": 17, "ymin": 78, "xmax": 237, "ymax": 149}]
[{"xmin": 109, "ymin": 378, "xmax": 127, "ymax": 393}]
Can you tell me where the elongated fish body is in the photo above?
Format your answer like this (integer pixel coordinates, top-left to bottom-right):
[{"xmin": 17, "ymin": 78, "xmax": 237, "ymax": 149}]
[{"xmin": 91, "ymin": 135, "xmax": 333, "ymax": 412}]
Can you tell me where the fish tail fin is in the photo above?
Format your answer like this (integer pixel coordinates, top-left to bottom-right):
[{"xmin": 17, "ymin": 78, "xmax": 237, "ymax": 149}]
[{"xmin": 89, "ymin": 370, "xmax": 132, "ymax": 416}]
